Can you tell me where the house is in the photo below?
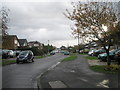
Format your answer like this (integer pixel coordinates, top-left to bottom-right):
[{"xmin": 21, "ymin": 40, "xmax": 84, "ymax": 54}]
[
  {"xmin": 60, "ymin": 46, "xmax": 67, "ymax": 50},
  {"xmin": 18, "ymin": 39, "xmax": 28, "ymax": 47},
  {"xmin": 28, "ymin": 41, "xmax": 43, "ymax": 49},
  {"xmin": 2, "ymin": 35, "xmax": 20, "ymax": 50}
]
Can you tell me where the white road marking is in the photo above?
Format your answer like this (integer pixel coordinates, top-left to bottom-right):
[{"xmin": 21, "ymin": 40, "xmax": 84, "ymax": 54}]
[
  {"xmin": 97, "ymin": 80, "xmax": 109, "ymax": 88},
  {"xmin": 80, "ymin": 78, "xmax": 88, "ymax": 82},
  {"xmin": 49, "ymin": 81, "xmax": 67, "ymax": 88},
  {"xmin": 48, "ymin": 62, "xmax": 61, "ymax": 71}
]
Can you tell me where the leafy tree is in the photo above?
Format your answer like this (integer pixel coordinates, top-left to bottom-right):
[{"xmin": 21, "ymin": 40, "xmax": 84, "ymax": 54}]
[
  {"xmin": 0, "ymin": 7, "xmax": 10, "ymax": 36},
  {"xmin": 65, "ymin": 2, "xmax": 119, "ymax": 65}
]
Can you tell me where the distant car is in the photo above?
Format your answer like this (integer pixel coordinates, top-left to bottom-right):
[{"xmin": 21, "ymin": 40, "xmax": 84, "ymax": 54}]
[
  {"xmin": 16, "ymin": 50, "xmax": 34, "ymax": 64},
  {"xmin": 83, "ymin": 49, "xmax": 89, "ymax": 53},
  {"xmin": 88, "ymin": 49, "xmax": 96, "ymax": 56},
  {"xmin": 93, "ymin": 49, "xmax": 105, "ymax": 57},
  {"xmin": 98, "ymin": 49, "xmax": 120, "ymax": 61},
  {"xmin": 50, "ymin": 51, "xmax": 55, "ymax": 55},
  {"xmin": 64, "ymin": 51, "xmax": 70, "ymax": 55},
  {"xmin": 114, "ymin": 50, "xmax": 120, "ymax": 64},
  {"xmin": 79, "ymin": 50, "xmax": 84, "ymax": 54}
]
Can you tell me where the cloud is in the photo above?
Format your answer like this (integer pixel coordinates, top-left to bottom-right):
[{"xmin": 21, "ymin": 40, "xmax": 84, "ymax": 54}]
[{"xmin": 4, "ymin": 1, "xmax": 78, "ymax": 47}]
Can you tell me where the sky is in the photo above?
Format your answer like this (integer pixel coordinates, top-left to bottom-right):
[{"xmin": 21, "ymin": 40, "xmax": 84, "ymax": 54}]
[{"xmin": 1, "ymin": 0, "xmax": 119, "ymax": 48}]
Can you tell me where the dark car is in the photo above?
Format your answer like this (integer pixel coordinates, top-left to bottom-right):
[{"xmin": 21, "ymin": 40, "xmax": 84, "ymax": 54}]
[
  {"xmin": 114, "ymin": 50, "xmax": 120, "ymax": 64},
  {"xmin": 50, "ymin": 51, "xmax": 55, "ymax": 55},
  {"xmin": 98, "ymin": 49, "xmax": 120, "ymax": 61},
  {"xmin": 64, "ymin": 51, "xmax": 70, "ymax": 55},
  {"xmin": 16, "ymin": 50, "xmax": 34, "ymax": 64},
  {"xmin": 14, "ymin": 50, "xmax": 21, "ymax": 56},
  {"xmin": 93, "ymin": 49, "xmax": 105, "ymax": 57},
  {"xmin": 2, "ymin": 50, "xmax": 10, "ymax": 59}
]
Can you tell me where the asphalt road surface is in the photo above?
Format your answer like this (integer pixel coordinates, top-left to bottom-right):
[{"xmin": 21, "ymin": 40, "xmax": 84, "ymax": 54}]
[
  {"xmin": 2, "ymin": 53, "xmax": 68, "ymax": 88},
  {"xmin": 40, "ymin": 55, "xmax": 119, "ymax": 88}
]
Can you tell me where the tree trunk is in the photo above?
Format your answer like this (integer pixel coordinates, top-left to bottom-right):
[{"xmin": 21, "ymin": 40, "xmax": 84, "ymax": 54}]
[{"xmin": 106, "ymin": 50, "xmax": 111, "ymax": 66}]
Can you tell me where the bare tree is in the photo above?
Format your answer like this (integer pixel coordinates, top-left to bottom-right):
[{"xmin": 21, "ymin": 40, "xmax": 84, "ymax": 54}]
[
  {"xmin": 0, "ymin": 7, "xmax": 10, "ymax": 36},
  {"xmin": 64, "ymin": 2, "xmax": 119, "ymax": 65}
]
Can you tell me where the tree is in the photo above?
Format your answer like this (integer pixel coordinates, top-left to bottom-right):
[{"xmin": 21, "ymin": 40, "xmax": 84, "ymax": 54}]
[
  {"xmin": 0, "ymin": 7, "xmax": 10, "ymax": 36},
  {"xmin": 64, "ymin": 2, "xmax": 119, "ymax": 65}
]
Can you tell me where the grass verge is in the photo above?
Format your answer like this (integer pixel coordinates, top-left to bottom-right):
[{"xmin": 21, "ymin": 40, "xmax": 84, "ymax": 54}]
[
  {"xmin": 35, "ymin": 55, "xmax": 51, "ymax": 59},
  {"xmin": 62, "ymin": 55, "xmax": 77, "ymax": 62},
  {"xmin": 80, "ymin": 53, "xmax": 88, "ymax": 55},
  {"xmin": 86, "ymin": 56, "xmax": 98, "ymax": 60},
  {"xmin": 90, "ymin": 65, "xmax": 120, "ymax": 74},
  {"xmin": 2, "ymin": 59, "xmax": 16, "ymax": 66}
]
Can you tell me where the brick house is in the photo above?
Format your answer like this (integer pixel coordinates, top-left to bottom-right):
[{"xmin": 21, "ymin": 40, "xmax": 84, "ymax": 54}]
[
  {"xmin": 2, "ymin": 35, "xmax": 20, "ymax": 50},
  {"xmin": 18, "ymin": 39, "xmax": 28, "ymax": 47},
  {"xmin": 28, "ymin": 41, "xmax": 43, "ymax": 49}
]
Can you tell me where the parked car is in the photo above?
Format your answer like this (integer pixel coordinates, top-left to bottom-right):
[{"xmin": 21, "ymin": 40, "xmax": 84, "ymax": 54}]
[
  {"xmin": 98, "ymin": 49, "xmax": 120, "ymax": 61},
  {"xmin": 93, "ymin": 49, "xmax": 105, "ymax": 57},
  {"xmin": 14, "ymin": 50, "xmax": 21, "ymax": 56},
  {"xmin": 79, "ymin": 50, "xmax": 84, "ymax": 54},
  {"xmin": 114, "ymin": 50, "xmax": 120, "ymax": 64},
  {"xmin": 16, "ymin": 50, "xmax": 34, "ymax": 64},
  {"xmin": 88, "ymin": 49, "xmax": 96, "ymax": 56},
  {"xmin": 50, "ymin": 51, "xmax": 55, "ymax": 55},
  {"xmin": 64, "ymin": 51, "xmax": 70, "ymax": 55},
  {"xmin": 2, "ymin": 50, "xmax": 10, "ymax": 59},
  {"xmin": 8, "ymin": 50, "xmax": 16, "ymax": 58},
  {"xmin": 83, "ymin": 49, "xmax": 89, "ymax": 53}
]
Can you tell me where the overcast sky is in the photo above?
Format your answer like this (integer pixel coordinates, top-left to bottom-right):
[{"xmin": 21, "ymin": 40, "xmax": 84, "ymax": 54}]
[{"xmin": 2, "ymin": 0, "xmax": 119, "ymax": 48}]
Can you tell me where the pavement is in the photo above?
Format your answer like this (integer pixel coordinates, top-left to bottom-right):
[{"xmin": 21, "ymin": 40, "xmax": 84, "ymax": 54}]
[{"xmin": 38, "ymin": 54, "xmax": 119, "ymax": 89}]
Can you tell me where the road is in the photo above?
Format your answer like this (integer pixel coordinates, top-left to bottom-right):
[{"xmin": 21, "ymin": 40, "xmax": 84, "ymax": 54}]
[
  {"xmin": 40, "ymin": 55, "xmax": 119, "ymax": 88},
  {"xmin": 2, "ymin": 53, "xmax": 68, "ymax": 88}
]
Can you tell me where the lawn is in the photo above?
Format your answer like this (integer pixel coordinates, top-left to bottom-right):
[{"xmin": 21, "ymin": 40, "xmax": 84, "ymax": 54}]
[
  {"xmin": 2, "ymin": 59, "xmax": 16, "ymax": 66},
  {"xmin": 86, "ymin": 56, "xmax": 98, "ymax": 60},
  {"xmin": 90, "ymin": 65, "xmax": 120, "ymax": 74},
  {"xmin": 62, "ymin": 55, "xmax": 77, "ymax": 62}
]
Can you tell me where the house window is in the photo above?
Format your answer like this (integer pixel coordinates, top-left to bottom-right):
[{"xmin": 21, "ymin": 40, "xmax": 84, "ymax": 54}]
[
  {"xmin": 34, "ymin": 44, "xmax": 39, "ymax": 46},
  {"xmin": 14, "ymin": 40, "xmax": 18, "ymax": 44}
]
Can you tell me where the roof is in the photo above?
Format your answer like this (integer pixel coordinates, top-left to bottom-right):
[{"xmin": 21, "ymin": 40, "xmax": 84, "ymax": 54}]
[
  {"xmin": 3, "ymin": 35, "xmax": 18, "ymax": 40},
  {"xmin": 18, "ymin": 39, "xmax": 27, "ymax": 46},
  {"xmin": 29, "ymin": 41, "xmax": 40, "ymax": 44}
]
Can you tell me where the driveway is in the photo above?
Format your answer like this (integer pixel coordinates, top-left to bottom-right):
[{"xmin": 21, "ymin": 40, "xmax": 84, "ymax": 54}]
[{"xmin": 2, "ymin": 53, "xmax": 68, "ymax": 88}]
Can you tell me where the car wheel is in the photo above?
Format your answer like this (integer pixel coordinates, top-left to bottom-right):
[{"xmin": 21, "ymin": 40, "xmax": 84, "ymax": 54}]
[
  {"xmin": 16, "ymin": 61, "xmax": 19, "ymax": 64},
  {"xmin": 32, "ymin": 59, "xmax": 34, "ymax": 62}
]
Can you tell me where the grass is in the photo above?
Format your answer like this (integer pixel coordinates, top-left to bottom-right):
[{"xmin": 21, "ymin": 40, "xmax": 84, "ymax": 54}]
[
  {"xmin": 80, "ymin": 53, "xmax": 88, "ymax": 55},
  {"xmin": 86, "ymin": 56, "xmax": 98, "ymax": 60},
  {"xmin": 62, "ymin": 55, "xmax": 77, "ymax": 62},
  {"xmin": 90, "ymin": 65, "xmax": 120, "ymax": 74},
  {"xmin": 2, "ymin": 59, "xmax": 16, "ymax": 66}
]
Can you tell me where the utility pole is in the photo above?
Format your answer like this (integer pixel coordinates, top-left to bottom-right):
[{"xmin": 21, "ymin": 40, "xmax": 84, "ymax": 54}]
[{"xmin": 48, "ymin": 40, "xmax": 49, "ymax": 54}]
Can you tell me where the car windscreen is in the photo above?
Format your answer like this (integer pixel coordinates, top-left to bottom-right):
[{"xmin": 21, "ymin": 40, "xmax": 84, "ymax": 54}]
[{"xmin": 19, "ymin": 51, "xmax": 28, "ymax": 56}]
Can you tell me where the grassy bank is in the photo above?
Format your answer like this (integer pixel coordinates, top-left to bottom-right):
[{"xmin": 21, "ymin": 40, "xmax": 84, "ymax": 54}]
[
  {"xmin": 90, "ymin": 65, "xmax": 120, "ymax": 74},
  {"xmin": 62, "ymin": 55, "xmax": 77, "ymax": 62},
  {"xmin": 2, "ymin": 59, "xmax": 16, "ymax": 66},
  {"xmin": 86, "ymin": 56, "xmax": 98, "ymax": 60}
]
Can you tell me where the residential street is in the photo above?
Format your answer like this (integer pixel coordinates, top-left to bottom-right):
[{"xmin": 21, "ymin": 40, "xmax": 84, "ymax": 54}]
[
  {"xmin": 39, "ymin": 54, "xmax": 119, "ymax": 89},
  {"xmin": 2, "ymin": 53, "xmax": 68, "ymax": 88}
]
